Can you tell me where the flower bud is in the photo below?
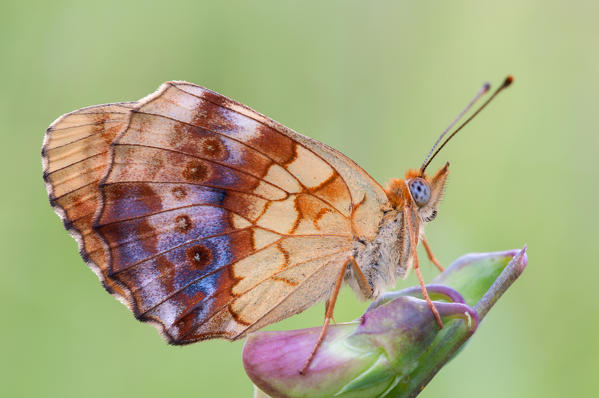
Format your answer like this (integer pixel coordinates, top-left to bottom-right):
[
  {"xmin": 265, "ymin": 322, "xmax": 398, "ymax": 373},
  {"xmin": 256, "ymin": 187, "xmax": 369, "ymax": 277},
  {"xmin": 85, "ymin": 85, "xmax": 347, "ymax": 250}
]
[{"xmin": 243, "ymin": 247, "xmax": 527, "ymax": 398}]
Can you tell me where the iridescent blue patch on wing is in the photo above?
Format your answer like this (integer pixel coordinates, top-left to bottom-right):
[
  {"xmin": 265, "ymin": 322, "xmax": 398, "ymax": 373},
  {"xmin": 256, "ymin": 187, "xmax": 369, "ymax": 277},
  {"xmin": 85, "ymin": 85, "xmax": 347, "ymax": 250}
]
[
  {"xmin": 118, "ymin": 229, "xmax": 254, "ymax": 320},
  {"xmin": 103, "ymin": 206, "xmax": 234, "ymax": 273}
]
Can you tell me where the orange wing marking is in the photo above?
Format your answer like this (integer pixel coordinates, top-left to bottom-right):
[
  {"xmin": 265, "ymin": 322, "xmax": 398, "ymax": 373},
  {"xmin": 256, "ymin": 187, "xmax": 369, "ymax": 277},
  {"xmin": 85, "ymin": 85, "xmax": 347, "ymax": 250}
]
[{"xmin": 127, "ymin": 110, "xmax": 352, "ymax": 219}]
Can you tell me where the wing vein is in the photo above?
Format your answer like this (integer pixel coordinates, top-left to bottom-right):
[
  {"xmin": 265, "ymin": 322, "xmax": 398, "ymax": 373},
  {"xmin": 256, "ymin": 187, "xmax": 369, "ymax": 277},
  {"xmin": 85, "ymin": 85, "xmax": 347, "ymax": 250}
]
[
  {"xmin": 46, "ymin": 120, "xmax": 125, "ymax": 149},
  {"xmin": 45, "ymin": 152, "xmax": 108, "ymax": 176}
]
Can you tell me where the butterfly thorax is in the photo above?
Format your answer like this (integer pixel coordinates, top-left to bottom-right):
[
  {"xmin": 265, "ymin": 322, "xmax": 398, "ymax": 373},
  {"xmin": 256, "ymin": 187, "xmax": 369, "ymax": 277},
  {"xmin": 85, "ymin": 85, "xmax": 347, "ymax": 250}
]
[{"xmin": 348, "ymin": 165, "xmax": 449, "ymax": 301}]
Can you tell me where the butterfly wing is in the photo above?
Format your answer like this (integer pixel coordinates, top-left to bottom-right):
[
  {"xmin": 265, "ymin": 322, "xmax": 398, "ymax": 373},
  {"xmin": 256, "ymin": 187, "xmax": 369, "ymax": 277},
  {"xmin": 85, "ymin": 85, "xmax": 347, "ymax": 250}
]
[
  {"xmin": 44, "ymin": 81, "xmax": 391, "ymax": 343},
  {"xmin": 42, "ymin": 102, "xmax": 137, "ymax": 305}
]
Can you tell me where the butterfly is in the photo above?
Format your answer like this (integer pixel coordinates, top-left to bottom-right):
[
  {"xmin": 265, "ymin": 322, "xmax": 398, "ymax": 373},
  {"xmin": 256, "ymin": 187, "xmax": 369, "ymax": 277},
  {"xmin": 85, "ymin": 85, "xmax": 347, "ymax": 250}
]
[{"xmin": 42, "ymin": 77, "xmax": 512, "ymax": 373}]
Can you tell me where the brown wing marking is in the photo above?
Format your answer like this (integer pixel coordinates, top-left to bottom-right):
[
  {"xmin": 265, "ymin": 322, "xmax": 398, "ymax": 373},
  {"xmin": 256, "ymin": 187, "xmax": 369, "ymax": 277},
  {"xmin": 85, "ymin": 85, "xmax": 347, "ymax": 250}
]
[{"xmin": 133, "ymin": 82, "xmax": 354, "ymax": 218}]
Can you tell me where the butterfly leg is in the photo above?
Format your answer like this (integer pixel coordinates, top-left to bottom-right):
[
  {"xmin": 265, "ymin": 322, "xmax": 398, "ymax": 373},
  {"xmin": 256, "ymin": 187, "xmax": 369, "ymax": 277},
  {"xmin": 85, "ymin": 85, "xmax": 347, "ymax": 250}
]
[
  {"xmin": 323, "ymin": 256, "xmax": 371, "ymax": 325},
  {"xmin": 299, "ymin": 258, "xmax": 349, "ymax": 375},
  {"xmin": 349, "ymin": 255, "xmax": 374, "ymax": 298},
  {"xmin": 421, "ymin": 236, "xmax": 445, "ymax": 272},
  {"xmin": 404, "ymin": 206, "xmax": 444, "ymax": 329},
  {"xmin": 324, "ymin": 300, "xmax": 337, "ymax": 324}
]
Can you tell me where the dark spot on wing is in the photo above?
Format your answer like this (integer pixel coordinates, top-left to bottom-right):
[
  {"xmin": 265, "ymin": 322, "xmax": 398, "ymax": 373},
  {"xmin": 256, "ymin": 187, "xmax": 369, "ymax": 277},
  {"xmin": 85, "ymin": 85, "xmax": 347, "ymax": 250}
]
[
  {"xmin": 174, "ymin": 214, "xmax": 192, "ymax": 233},
  {"xmin": 183, "ymin": 161, "xmax": 210, "ymax": 182},
  {"xmin": 186, "ymin": 245, "xmax": 213, "ymax": 270},
  {"xmin": 172, "ymin": 186, "xmax": 187, "ymax": 199}
]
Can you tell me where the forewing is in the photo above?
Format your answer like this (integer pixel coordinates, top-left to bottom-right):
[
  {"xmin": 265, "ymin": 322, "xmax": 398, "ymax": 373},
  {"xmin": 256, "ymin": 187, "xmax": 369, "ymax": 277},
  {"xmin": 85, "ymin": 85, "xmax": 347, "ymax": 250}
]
[{"xmin": 42, "ymin": 102, "xmax": 136, "ymax": 305}]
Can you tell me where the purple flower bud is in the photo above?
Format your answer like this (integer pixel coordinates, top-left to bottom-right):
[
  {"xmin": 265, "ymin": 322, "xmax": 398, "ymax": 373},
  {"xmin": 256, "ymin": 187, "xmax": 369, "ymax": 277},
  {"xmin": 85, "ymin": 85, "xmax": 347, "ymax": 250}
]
[{"xmin": 243, "ymin": 247, "xmax": 527, "ymax": 398}]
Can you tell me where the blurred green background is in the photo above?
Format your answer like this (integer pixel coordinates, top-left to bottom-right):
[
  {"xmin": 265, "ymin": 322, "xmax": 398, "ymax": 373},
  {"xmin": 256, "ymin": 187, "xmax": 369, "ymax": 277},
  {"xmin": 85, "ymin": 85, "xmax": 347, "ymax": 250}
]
[{"xmin": 2, "ymin": 1, "xmax": 597, "ymax": 397}]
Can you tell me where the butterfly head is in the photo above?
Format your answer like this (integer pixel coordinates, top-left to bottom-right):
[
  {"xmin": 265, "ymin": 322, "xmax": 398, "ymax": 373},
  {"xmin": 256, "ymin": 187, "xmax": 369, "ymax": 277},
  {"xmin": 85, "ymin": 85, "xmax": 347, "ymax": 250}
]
[{"xmin": 385, "ymin": 163, "xmax": 449, "ymax": 222}]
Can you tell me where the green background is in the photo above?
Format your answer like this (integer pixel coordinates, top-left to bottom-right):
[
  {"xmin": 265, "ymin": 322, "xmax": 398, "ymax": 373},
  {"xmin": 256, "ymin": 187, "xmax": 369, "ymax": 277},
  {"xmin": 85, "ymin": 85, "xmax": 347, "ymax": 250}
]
[{"xmin": 2, "ymin": 1, "xmax": 597, "ymax": 397}]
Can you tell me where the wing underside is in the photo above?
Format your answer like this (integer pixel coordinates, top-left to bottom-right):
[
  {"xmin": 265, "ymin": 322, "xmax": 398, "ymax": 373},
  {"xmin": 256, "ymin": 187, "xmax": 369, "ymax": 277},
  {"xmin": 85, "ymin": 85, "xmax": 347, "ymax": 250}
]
[{"xmin": 42, "ymin": 81, "xmax": 389, "ymax": 343}]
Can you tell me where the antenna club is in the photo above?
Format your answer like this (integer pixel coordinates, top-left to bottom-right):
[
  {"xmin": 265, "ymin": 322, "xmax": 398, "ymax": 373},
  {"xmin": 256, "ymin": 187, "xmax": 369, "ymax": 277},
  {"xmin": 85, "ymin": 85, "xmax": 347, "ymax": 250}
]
[
  {"xmin": 483, "ymin": 82, "xmax": 491, "ymax": 92},
  {"xmin": 503, "ymin": 75, "xmax": 514, "ymax": 87}
]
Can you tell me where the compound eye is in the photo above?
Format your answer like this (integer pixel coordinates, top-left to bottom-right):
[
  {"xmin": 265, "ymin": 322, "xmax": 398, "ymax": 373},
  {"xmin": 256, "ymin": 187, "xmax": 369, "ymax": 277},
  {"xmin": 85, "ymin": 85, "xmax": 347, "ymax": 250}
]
[{"xmin": 408, "ymin": 178, "xmax": 431, "ymax": 206}]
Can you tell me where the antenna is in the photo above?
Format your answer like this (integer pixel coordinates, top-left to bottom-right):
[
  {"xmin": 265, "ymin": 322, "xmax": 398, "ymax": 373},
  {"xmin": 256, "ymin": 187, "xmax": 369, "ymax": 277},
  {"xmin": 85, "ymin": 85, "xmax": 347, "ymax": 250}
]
[
  {"xmin": 420, "ymin": 75, "xmax": 514, "ymax": 173},
  {"xmin": 420, "ymin": 81, "xmax": 490, "ymax": 171}
]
